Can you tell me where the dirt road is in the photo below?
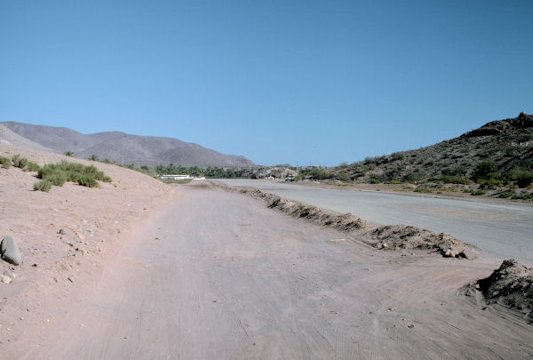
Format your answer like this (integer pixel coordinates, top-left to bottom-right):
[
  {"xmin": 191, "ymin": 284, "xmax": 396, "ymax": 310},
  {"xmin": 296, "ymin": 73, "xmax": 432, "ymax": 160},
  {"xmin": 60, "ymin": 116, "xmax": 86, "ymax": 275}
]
[
  {"xmin": 13, "ymin": 184, "xmax": 533, "ymax": 359},
  {"xmin": 217, "ymin": 179, "xmax": 533, "ymax": 265}
]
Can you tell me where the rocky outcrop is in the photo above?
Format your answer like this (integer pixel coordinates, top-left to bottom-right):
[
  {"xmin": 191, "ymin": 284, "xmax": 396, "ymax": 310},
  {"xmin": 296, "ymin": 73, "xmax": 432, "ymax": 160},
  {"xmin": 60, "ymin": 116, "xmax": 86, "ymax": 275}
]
[{"xmin": 1, "ymin": 236, "xmax": 22, "ymax": 265}]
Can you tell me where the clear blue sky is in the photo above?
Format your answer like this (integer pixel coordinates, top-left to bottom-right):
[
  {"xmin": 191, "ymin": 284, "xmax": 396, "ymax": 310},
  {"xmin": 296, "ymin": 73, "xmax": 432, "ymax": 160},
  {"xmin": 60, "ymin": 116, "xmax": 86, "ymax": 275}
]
[{"xmin": 1, "ymin": 0, "xmax": 532, "ymax": 166}]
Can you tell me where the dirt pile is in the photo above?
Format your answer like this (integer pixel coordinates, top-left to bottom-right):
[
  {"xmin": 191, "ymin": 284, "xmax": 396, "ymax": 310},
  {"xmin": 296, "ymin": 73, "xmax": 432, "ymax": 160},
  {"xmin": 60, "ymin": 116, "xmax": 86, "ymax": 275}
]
[
  {"xmin": 214, "ymin": 183, "xmax": 475, "ymax": 259},
  {"xmin": 366, "ymin": 225, "xmax": 475, "ymax": 259},
  {"xmin": 476, "ymin": 259, "xmax": 533, "ymax": 321},
  {"xmin": 239, "ymin": 188, "xmax": 367, "ymax": 231}
]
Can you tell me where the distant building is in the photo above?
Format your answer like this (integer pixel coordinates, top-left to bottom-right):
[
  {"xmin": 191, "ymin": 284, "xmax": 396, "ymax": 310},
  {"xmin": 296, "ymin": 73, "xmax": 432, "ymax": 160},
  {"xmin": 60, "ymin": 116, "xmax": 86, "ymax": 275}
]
[{"xmin": 160, "ymin": 174, "xmax": 191, "ymax": 181}]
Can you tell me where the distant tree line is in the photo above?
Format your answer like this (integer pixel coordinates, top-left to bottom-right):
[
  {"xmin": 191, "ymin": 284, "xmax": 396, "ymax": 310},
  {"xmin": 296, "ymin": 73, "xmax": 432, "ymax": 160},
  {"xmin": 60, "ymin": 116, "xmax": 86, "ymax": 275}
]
[{"xmin": 154, "ymin": 164, "xmax": 255, "ymax": 179}]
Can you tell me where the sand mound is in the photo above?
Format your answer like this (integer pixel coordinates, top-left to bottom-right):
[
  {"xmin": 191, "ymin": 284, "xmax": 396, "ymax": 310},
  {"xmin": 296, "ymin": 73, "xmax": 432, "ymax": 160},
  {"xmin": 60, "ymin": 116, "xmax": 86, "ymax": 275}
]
[
  {"xmin": 476, "ymin": 259, "xmax": 533, "ymax": 321},
  {"xmin": 366, "ymin": 225, "xmax": 474, "ymax": 259},
  {"xmin": 239, "ymin": 188, "xmax": 367, "ymax": 231}
]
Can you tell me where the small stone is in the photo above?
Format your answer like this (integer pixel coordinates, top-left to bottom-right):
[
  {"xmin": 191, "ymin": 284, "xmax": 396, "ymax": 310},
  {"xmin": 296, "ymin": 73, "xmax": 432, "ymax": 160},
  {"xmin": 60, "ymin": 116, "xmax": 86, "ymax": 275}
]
[
  {"xmin": 57, "ymin": 229, "xmax": 66, "ymax": 235},
  {"xmin": 1, "ymin": 275, "xmax": 12, "ymax": 284},
  {"xmin": 408, "ymin": 324, "xmax": 415, "ymax": 329},
  {"xmin": 1, "ymin": 236, "xmax": 22, "ymax": 265}
]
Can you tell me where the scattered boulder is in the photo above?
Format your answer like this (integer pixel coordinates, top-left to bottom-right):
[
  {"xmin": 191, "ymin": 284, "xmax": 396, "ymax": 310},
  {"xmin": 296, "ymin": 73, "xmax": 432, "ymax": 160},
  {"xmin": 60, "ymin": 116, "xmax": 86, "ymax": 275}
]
[
  {"xmin": 367, "ymin": 225, "xmax": 473, "ymax": 259},
  {"xmin": 1, "ymin": 236, "xmax": 22, "ymax": 265},
  {"xmin": 476, "ymin": 259, "xmax": 533, "ymax": 321}
]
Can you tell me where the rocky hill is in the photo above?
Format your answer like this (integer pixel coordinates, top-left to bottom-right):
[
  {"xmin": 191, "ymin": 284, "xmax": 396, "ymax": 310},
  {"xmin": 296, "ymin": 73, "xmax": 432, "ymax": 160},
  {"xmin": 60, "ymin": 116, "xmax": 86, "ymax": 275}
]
[
  {"xmin": 1, "ymin": 122, "xmax": 254, "ymax": 168},
  {"xmin": 329, "ymin": 113, "xmax": 533, "ymax": 196}
]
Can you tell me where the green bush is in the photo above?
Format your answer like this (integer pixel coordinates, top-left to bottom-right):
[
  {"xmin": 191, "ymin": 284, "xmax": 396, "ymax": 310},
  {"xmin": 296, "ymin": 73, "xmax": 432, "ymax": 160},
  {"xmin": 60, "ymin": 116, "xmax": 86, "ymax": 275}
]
[
  {"xmin": 36, "ymin": 161, "xmax": 111, "ymax": 189},
  {"xmin": 38, "ymin": 165, "xmax": 67, "ymax": 186},
  {"xmin": 403, "ymin": 171, "xmax": 424, "ymax": 183},
  {"xmin": 479, "ymin": 178, "xmax": 503, "ymax": 189},
  {"xmin": 497, "ymin": 190, "xmax": 514, "ymax": 198},
  {"xmin": 391, "ymin": 152, "xmax": 404, "ymax": 161},
  {"xmin": 508, "ymin": 167, "xmax": 533, "ymax": 188},
  {"xmin": 76, "ymin": 175, "xmax": 98, "ymax": 188},
  {"xmin": 369, "ymin": 174, "xmax": 383, "ymax": 184},
  {"xmin": 11, "ymin": 154, "xmax": 28, "ymax": 169},
  {"xmin": 24, "ymin": 161, "xmax": 41, "ymax": 172},
  {"xmin": 33, "ymin": 180, "xmax": 52, "ymax": 192},
  {"xmin": 64, "ymin": 151, "xmax": 74, "ymax": 157},
  {"xmin": 0, "ymin": 156, "xmax": 11, "ymax": 169},
  {"xmin": 472, "ymin": 160, "xmax": 498, "ymax": 182}
]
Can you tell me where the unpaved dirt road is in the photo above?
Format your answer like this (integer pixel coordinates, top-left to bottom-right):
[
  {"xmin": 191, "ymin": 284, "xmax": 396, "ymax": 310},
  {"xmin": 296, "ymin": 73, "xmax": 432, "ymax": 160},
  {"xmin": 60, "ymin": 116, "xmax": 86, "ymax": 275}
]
[
  {"xmin": 13, "ymin": 184, "xmax": 533, "ymax": 359},
  {"xmin": 217, "ymin": 179, "xmax": 533, "ymax": 265}
]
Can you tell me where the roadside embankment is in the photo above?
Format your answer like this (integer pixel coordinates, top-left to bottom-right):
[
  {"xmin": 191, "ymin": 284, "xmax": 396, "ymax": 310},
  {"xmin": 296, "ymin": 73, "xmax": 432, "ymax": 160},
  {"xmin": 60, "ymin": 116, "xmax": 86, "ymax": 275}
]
[
  {"xmin": 213, "ymin": 182, "xmax": 475, "ymax": 260},
  {"xmin": 213, "ymin": 181, "xmax": 533, "ymax": 323}
]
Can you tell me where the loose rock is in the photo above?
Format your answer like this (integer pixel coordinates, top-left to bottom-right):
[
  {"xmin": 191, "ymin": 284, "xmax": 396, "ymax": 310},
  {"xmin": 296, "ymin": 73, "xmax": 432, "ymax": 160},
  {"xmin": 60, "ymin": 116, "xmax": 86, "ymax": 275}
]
[{"xmin": 1, "ymin": 236, "xmax": 22, "ymax": 265}]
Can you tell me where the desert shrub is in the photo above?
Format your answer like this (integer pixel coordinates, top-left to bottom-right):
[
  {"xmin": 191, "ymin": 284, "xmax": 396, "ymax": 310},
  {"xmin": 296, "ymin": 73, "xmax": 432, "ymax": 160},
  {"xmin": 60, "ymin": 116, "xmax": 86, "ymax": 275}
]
[
  {"xmin": 508, "ymin": 167, "xmax": 533, "ymax": 188},
  {"xmin": 517, "ymin": 174, "xmax": 533, "ymax": 188},
  {"xmin": 391, "ymin": 152, "xmax": 405, "ymax": 161},
  {"xmin": 24, "ymin": 161, "xmax": 41, "ymax": 172},
  {"xmin": 497, "ymin": 190, "xmax": 514, "ymax": 198},
  {"xmin": 479, "ymin": 178, "xmax": 504, "ymax": 189},
  {"xmin": 0, "ymin": 156, "xmax": 11, "ymax": 169},
  {"xmin": 89, "ymin": 154, "xmax": 99, "ymax": 161},
  {"xmin": 38, "ymin": 165, "xmax": 67, "ymax": 186},
  {"xmin": 335, "ymin": 172, "xmax": 351, "ymax": 182},
  {"xmin": 64, "ymin": 151, "xmax": 74, "ymax": 157},
  {"xmin": 369, "ymin": 174, "xmax": 383, "ymax": 184},
  {"xmin": 76, "ymin": 175, "xmax": 98, "ymax": 188},
  {"xmin": 33, "ymin": 180, "xmax": 52, "ymax": 192},
  {"xmin": 472, "ymin": 160, "xmax": 498, "ymax": 182},
  {"xmin": 37, "ymin": 161, "xmax": 111, "ymax": 188},
  {"xmin": 504, "ymin": 147, "xmax": 517, "ymax": 157},
  {"xmin": 11, "ymin": 154, "xmax": 28, "ymax": 169},
  {"xmin": 300, "ymin": 167, "xmax": 333, "ymax": 180},
  {"xmin": 403, "ymin": 171, "xmax": 424, "ymax": 183},
  {"xmin": 442, "ymin": 166, "xmax": 467, "ymax": 177},
  {"xmin": 470, "ymin": 189, "xmax": 486, "ymax": 196},
  {"xmin": 511, "ymin": 192, "xmax": 533, "ymax": 200}
]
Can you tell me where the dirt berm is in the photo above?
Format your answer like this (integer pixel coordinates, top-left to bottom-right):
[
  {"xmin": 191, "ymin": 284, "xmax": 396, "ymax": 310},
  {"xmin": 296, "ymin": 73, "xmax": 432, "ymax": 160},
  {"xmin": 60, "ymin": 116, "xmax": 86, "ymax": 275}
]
[
  {"xmin": 214, "ymin": 183, "xmax": 475, "ymax": 259},
  {"xmin": 474, "ymin": 259, "xmax": 533, "ymax": 321}
]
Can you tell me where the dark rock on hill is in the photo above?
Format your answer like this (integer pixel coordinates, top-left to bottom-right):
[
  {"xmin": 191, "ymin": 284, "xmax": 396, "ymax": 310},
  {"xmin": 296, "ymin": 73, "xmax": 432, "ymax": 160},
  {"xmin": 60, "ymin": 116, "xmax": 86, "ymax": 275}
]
[
  {"xmin": 331, "ymin": 113, "xmax": 533, "ymax": 186},
  {"xmin": 1, "ymin": 122, "xmax": 254, "ymax": 168}
]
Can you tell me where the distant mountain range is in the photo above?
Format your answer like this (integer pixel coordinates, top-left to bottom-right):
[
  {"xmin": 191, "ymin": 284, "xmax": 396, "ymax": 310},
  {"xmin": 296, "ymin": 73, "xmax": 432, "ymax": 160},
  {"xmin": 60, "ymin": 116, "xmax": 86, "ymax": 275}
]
[
  {"xmin": 330, "ymin": 113, "xmax": 533, "ymax": 183},
  {"xmin": 1, "ymin": 122, "xmax": 254, "ymax": 168}
]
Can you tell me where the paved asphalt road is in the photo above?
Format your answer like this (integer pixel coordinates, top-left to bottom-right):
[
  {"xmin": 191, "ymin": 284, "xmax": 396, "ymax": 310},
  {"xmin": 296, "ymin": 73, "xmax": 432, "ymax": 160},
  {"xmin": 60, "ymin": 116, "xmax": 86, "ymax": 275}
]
[{"xmin": 217, "ymin": 180, "xmax": 533, "ymax": 265}]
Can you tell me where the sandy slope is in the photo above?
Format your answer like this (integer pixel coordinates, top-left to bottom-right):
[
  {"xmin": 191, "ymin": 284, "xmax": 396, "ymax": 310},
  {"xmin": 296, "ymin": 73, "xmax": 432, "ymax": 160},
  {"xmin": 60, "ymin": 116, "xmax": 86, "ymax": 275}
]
[{"xmin": 0, "ymin": 143, "xmax": 174, "ymax": 351}]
